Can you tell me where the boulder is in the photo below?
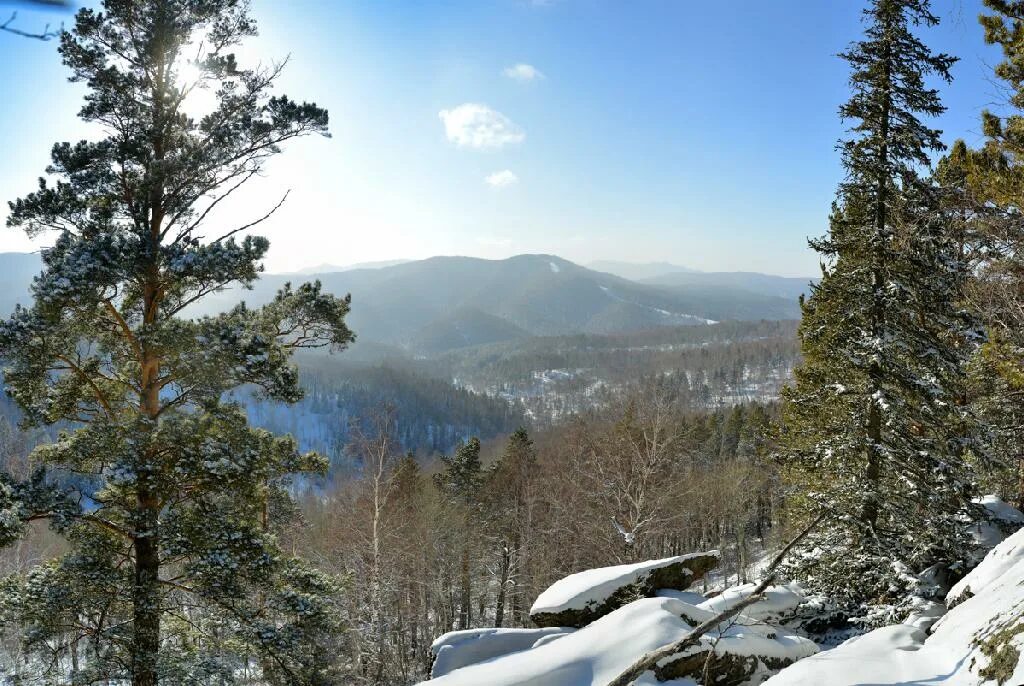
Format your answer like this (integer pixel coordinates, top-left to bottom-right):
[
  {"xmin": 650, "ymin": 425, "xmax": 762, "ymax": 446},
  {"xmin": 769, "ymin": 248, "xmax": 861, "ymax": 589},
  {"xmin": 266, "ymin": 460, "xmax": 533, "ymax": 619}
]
[
  {"xmin": 530, "ymin": 551, "xmax": 720, "ymax": 628},
  {"xmin": 696, "ymin": 582, "xmax": 807, "ymax": 623}
]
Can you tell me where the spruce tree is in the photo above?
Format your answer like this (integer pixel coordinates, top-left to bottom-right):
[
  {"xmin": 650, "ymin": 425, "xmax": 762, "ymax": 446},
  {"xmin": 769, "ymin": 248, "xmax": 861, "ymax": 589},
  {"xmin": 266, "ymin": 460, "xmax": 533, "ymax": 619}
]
[
  {"xmin": 780, "ymin": 0, "xmax": 981, "ymax": 611},
  {"xmin": 0, "ymin": 1, "xmax": 352, "ymax": 683}
]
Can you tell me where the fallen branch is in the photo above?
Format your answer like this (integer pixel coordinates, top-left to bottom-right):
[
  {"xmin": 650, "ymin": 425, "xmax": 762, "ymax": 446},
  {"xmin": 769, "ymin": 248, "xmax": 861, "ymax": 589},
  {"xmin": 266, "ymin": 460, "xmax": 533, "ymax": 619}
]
[{"xmin": 605, "ymin": 512, "xmax": 827, "ymax": 686}]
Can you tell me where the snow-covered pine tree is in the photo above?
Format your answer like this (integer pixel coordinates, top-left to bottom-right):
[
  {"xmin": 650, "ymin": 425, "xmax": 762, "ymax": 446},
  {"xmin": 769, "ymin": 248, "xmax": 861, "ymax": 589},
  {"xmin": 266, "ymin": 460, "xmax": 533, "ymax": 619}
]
[
  {"xmin": 779, "ymin": 0, "xmax": 982, "ymax": 612},
  {"xmin": 0, "ymin": 1, "xmax": 353, "ymax": 684}
]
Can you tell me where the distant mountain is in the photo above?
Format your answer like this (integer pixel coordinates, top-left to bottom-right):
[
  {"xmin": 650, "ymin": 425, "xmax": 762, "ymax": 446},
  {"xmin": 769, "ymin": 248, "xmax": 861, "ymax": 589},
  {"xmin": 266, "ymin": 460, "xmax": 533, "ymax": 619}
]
[
  {"xmin": 290, "ymin": 259, "xmax": 411, "ymax": 274},
  {"xmin": 587, "ymin": 260, "xmax": 699, "ymax": 281},
  {"xmin": 198, "ymin": 254, "xmax": 757, "ymax": 352},
  {"xmin": 0, "ymin": 252, "xmax": 41, "ymax": 316},
  {"xmin": 641, "ymin": 271, "xmax": 817, "ymax": 301},
  {"xmin": 0, "ymin": 252, "xmax": 802, "ymax": 354}
]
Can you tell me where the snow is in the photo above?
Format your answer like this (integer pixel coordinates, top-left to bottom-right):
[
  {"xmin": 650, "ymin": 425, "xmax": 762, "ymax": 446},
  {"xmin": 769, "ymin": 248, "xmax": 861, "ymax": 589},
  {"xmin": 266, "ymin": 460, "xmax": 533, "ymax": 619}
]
[
  {"xmin": 430, "ymin": 627, "xmax": 573, "ymax": 678},
  {"xmin": 977, "ymin": 494, "xmax": 1024, "ymax": 525},
  {"xmin": 948, "ymin": 515, "xmax": 1024, "ymax": 606},
  {"xmin": 549, "ymin": 261, "xmax": 561, "ymax": 273},
  {"xmin": 764, "ymin": 625, "xmax": 931, "ymax": 686},
  {"xmin": 766, "ymin": 525, "xmax": 1024, "ymax": 686},
  {"xmin": 422, "ymin": 597, "xmax": 816, "ymax": 686},
  {"xmin": 596, "ymin": 285, "xmax": 714, "ymax": 325},
  {"xmin": 965, "ymin": 495, "xmax": 1024, "ymax": 565},
  {"xmin": 654, "ymin": 589, "xmax": 708, "ymax": 605},
  {"xmin": 696, "ymin": 582, "xmax": 806, "ymax": 622},
  {"xmin": 530, "ymin": 552, "xmax": 717, "ymax": 617}
]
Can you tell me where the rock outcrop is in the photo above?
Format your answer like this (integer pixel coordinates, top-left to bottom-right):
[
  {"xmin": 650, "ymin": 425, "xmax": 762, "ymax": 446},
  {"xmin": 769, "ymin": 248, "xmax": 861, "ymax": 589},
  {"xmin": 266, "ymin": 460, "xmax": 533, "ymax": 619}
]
[{"xmin": 529, "ymin": 551, "xmax": 720, "ymax": 628}]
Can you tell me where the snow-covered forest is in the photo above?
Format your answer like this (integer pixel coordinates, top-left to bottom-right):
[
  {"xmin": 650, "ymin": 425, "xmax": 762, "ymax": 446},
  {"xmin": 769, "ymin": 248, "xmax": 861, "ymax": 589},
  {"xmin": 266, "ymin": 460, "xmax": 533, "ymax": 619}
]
[{"xmin": 6, "ymin": 0, "xmax": 1024, "ymax": 685}]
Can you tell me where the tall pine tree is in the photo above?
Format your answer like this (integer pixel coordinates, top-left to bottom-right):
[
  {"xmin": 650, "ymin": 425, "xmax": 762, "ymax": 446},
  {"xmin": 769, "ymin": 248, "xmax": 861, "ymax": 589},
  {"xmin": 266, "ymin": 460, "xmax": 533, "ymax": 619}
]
[
  {"xmin": 780, "ymin": 0, "xmax": 981, "ymax": 612},
  {"xmin": 0, "ymin": 1, "xmax": 352, "ymax": 683}
]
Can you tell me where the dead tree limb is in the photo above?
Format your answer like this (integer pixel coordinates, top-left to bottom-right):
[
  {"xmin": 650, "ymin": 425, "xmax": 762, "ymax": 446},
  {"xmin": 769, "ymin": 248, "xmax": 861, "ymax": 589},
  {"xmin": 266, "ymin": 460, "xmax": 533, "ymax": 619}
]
[
  {"xmin": 605, "ymin": 512, "xmax": 827, "ymax": 686},
  {"xmin": 1, "ymin": 11, "xmax": 62, "ymax": 41}
]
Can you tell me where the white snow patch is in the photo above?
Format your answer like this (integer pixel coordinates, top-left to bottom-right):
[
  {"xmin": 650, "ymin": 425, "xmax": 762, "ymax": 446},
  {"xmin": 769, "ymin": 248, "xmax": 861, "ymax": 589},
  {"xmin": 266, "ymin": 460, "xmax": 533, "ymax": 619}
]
[
  {"xmin": 654, "ymin": 589, "xmax": 707, "ymax": 605},
  {"xmin": 549, "ymin": 261, "xmax": 560, "ymax": 273},
  {"xmin": 431, "ymin": 627, "xmax": 572, "ymax": 678},
  {"xmin": 978, "ymin": 494, "xmax": 1024, "ymax": 525},
  {"xmin": 597, "ymin": 286, "xmax": 715, "ymax": 325}
]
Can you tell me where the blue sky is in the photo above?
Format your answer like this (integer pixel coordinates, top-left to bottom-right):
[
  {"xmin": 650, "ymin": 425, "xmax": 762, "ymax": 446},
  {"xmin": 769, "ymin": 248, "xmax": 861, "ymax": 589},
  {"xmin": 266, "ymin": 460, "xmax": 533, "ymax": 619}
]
[{"xmin": 0, "ymin": 0, "xmax": 1005, "ymax": 276}]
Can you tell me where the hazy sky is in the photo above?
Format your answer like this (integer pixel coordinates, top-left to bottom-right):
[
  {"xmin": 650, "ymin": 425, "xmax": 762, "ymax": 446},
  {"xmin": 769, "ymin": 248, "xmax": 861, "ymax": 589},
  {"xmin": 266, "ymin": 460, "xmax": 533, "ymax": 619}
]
[{"xmin": 0, "ymin": 0, "xmax": 1005, "ymax": 276}]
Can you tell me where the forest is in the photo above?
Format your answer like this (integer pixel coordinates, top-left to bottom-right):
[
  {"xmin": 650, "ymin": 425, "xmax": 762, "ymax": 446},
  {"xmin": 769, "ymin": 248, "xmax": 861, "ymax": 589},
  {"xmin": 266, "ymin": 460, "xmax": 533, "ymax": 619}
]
[{"xmin": 5, "ymin": 0, "xmax": 1024, "ymax": 685}]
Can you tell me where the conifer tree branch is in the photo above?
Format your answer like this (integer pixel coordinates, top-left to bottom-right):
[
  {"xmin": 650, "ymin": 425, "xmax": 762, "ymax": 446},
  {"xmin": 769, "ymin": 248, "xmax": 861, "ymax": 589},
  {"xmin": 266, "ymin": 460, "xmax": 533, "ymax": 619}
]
[
  {"xmin": 54, "ymin": 354, "xmax": 114, "ymax": 418},
  {"xmin": 26, "ymin": 513, "xmax": 133, "ymax": 541},
  {"xmin": 103, "ymin": 299, "xmax": 143, "ymax": 363}
]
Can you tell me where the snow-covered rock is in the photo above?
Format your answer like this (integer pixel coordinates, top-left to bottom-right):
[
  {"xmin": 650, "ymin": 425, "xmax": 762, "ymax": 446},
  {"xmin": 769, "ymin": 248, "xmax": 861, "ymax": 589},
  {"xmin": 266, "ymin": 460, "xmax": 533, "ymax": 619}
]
[
  {"xmin": 697, "ymin": 582, "xmax": 806, "ymax": 623},
  {"xmin": 765, "ymin": 525, "xmax": 1024, "ymax": 686},
  {"xmin": 530, "ymin": 552, "xmax": 720, "ymax": 628},
  {"xmin": 430, "ymin": 627, "xmax": 573, "ymax": 678},
  {"xmin": 423, "ymin": 596, "xmax": 817, "ymax": 686}
]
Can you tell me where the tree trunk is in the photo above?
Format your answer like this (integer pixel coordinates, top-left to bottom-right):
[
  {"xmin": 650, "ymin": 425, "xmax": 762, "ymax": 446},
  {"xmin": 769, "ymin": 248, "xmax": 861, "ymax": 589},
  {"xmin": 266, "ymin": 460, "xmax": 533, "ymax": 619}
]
[
  {"xmin": 494, "ymin": 541, "xmax": 511, "ymax": 627},
  {"xmin": 132, "ymin": 521, "xmax": 161, "ymax": 686},
  {"xmin": 458, "ymin": 547, "xmax": 471, "ymax": 629},
  {"xmin": 861, "ymin": 48, "xmax": 891, "ymax": 532}
]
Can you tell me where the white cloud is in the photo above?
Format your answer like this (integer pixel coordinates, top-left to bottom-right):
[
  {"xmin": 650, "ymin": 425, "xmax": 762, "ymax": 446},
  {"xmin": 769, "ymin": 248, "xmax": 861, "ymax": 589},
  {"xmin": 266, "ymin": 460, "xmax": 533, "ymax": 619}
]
[
  {"xmin": 438, "ymin": 103, "xmax": 525, "ymax": 149},
  {"xmin": 485, "ymin": 170, "xmax": 519, "ymax": 188},
  {"xmin": 503, "ymin": 63, "xmax": 545, "ymax": 82}
]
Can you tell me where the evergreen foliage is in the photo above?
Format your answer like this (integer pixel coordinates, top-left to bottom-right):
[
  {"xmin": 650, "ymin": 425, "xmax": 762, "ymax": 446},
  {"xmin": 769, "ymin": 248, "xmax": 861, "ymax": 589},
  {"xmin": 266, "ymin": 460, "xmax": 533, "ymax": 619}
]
[
  {"xmin": 779, "ymin": 0, "xmax": 982, "ymax": 612},
  {"xmin": 937, "ymin": 1, "xmax": 1024, "ymax": 509},
  {"xmin": 0, "ymin": 1, "xmax": 352, "ymax": 683}
]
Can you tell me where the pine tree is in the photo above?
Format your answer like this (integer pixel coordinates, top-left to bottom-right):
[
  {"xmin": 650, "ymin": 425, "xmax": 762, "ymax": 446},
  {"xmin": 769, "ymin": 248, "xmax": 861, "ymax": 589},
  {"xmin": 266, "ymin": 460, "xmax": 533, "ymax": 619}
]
[
  {"xmin": 941, "ymin": 2, "xmax": 1024, "ymax": 507},
  {"xmin": 780, "ymin": 0, "xmax": 981, "ymax": 611},
  {"xmin": 0, "ymin": 1, "xmax": 353, "ymax": 683}
]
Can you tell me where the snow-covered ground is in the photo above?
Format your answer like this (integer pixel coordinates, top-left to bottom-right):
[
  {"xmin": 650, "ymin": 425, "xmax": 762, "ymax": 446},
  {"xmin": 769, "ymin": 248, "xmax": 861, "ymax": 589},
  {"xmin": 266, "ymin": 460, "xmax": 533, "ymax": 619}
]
[
  {"xmin": 423, "ymin": 596, "xmax": 816, "ymax": 686},
  {"xmin": 422, "ymin": 497, "xmax": 1024, "ymax": 686},
  {"xmin": 764, "ymin": 506, "xmax": 1024, "ymax": 686},
  {"xmin": 430, "ymin": 627, "xmax": 573, "ymax": 678}
]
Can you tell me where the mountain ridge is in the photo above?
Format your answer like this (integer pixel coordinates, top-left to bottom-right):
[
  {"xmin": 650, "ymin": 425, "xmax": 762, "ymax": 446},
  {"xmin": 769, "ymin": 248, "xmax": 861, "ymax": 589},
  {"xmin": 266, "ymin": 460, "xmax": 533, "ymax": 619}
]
[{"xmin": 0, "ymin": 252, "xmax": 803, "ymax": 353}]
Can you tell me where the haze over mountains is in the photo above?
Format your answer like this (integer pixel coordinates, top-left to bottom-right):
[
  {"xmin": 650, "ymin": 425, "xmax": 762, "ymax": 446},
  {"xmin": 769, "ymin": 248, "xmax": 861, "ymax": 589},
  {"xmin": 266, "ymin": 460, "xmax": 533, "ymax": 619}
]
[{"xmin": 0, "ymin": 252, "xmax": 812, "ymax": 354}]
